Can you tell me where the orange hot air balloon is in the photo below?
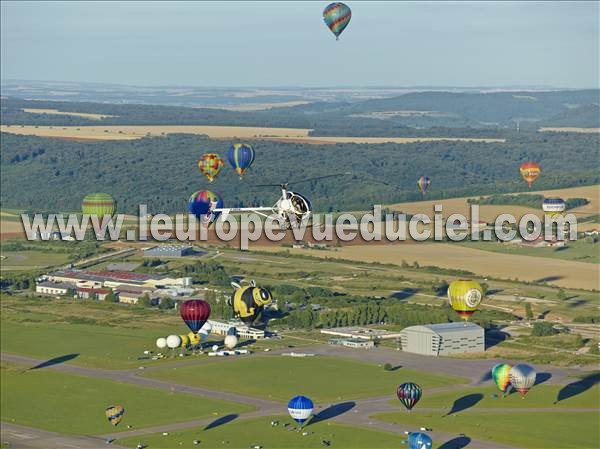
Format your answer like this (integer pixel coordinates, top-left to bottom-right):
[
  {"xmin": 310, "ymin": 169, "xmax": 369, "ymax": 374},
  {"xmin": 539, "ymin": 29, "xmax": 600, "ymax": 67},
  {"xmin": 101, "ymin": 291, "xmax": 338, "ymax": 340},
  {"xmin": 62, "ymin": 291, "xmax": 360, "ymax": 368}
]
[{"xmin": 520, "ymin": 162, "xmax": 541, "ymax": 188}]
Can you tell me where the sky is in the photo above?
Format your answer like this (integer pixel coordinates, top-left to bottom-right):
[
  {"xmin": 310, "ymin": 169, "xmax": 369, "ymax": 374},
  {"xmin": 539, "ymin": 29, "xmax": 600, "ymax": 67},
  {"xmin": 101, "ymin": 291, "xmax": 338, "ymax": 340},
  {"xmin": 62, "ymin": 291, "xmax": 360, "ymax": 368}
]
[{"xmin": 1, "ymin": 1, "xmax": 598, "ymax": 88}]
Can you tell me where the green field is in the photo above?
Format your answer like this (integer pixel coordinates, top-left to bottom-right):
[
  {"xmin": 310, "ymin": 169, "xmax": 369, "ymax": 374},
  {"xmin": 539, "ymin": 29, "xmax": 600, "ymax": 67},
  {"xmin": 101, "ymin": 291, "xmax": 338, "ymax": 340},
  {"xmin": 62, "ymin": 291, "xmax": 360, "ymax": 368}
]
[
  {"xmin": 388, "ymin": 383, "xmax": 600, "ymax": 410},
  {"xmin": 0, "ymin": 362, "xmax": 252, "ymax": 435},
  {"xmin": 144, "ymin": 355, "xmax": 468, "ymax": 403},
  {"xmin": 0, "ymin": 251, "xmax": 71, "ymax": 271},
  {"xmin": 119, "ymin": 415, "xmax": 402, "ymax": 449},
  {"xmin": 457, "ymin": 239, "xmax": 600, "ymax": 264},
  {"xmin": 374, "ymin": 410, "xmax": 599, "ymax": 449}
]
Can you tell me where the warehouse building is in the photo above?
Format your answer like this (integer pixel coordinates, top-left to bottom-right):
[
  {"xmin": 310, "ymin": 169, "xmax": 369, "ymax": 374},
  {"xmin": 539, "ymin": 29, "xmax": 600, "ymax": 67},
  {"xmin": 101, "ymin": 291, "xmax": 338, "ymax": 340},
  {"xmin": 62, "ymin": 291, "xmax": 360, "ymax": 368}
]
[
  {"xmin": 36, "ymin": 281, "xmax": 72, "ymax": 296},
  {"xmin": 208, "ymin": 319, "xmax": 266, "ymax": 339},
  {"xmin": 400, "ymin": 322, "xmax": 484, "ymax": 356},
  {"xmin": 143, "ymin": 245, "xmax": 194, "ymax": 258}
]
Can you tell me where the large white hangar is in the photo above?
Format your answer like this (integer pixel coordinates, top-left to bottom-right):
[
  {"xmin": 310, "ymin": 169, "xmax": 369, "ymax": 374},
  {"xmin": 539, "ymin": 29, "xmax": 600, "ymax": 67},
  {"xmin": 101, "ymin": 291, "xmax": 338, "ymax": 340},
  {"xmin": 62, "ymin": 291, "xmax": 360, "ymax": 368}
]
[{"xmin": 400, "ymin": 322, "xmax": 484, "ymax": 356}]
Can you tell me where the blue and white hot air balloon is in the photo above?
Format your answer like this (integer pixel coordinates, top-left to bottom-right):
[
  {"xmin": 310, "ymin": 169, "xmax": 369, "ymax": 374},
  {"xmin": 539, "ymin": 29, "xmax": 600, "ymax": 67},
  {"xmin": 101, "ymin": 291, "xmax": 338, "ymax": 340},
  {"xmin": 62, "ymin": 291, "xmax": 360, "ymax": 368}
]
[
  {"xmin": 407, "ymin": 432, "xmax": 433, "ymax": 449},
  {"xmin": 287, "ymin": 395, "xmax": 314, "ymax": 426}
]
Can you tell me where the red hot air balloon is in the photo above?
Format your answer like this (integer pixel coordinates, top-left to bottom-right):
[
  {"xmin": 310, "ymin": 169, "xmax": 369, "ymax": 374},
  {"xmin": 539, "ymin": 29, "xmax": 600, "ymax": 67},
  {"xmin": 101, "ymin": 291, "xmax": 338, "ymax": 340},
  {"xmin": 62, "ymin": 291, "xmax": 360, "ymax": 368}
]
[{"xmin": 180, "ymin": 299, "xmax": 211, "ymax": 334}]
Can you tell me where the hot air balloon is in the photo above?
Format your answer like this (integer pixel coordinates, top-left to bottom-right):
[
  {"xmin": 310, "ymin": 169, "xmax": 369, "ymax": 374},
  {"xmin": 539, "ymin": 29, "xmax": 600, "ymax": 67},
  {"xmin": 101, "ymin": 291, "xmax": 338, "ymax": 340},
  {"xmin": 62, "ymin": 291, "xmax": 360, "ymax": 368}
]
[
  {"xmin": 166, "ymin": 334, "xmax": 182, "ymax": 349},
  {"xmin": 407, "ymin": 432, "xmax": 433, "ymax": 449},
  {"xmin": 396, "ymin": 382, "xmax": 422, "ymax": 411},
  {"xmin": 105, "ymin": 405, "xmax": 125, "ymax": 426},
  {"xmin": 228, "ymin": 280, "xmax": 273, "ymax": 325},
  {"xmin": 198, "ymin": 153, "xmax": 224, "ymax": 183},
  {"xmin": 82, "ymin": 193, "xmax": 117, "ymax": 218},
  {"xmin": 288, "ymin": 395, "xmax": 313, "ymax": 426},
  {"xmin": 188, "ymin": 190, "xmax": 223, "ymax": 226},
  {"xmin": 417, "ymin": 176, "xmax": 431, "ymax": 196},
  {"xmin": 180, "ymin": 299, "xmax": 211, "ymax": 334},
  {"xmin": 491, "ymin": 363, "xmax": 512, "ymax": 393},
  {"xmin": 509, "ymin": 364, "xmax": 536, "ymax": 398},
  {"xmin": 542, "ymin": 197, "xmax": 566, "ymax": 217},
  {"xmin": 226, "ymin": 143, "xmax": 255, "ymax": 178},
  {"xmin": 188, "ymin": 332, "xmax": 201, "ymax": 348},
  {"xmin": 156, "ymin": 337, "xmax": 167, "ymax": 350},
  {"xmin": 224, "ymin": 334, "xmax": 238, "ymax": 350},
  {"xmin": 179, "ymin": 334, "xmax": 190, "ymax": 348},
  {"xmin": 520, "ymin": 162, "xmax": 541, "ymax": 188},
  {"xmin": 323, "ymin": 2, "xmax": 352, "ymax": 40},
  {"xmin": 447, "ymin": 279, "xmax": 484, "ymax": 321}
]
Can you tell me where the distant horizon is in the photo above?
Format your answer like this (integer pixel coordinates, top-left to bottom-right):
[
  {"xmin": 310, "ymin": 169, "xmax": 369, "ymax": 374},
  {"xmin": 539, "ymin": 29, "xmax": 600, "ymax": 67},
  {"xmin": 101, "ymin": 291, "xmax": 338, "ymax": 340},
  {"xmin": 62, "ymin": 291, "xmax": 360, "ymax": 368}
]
[{"xmin": 2, "ymin": 78, "xmax": 598, "ymax": 91}]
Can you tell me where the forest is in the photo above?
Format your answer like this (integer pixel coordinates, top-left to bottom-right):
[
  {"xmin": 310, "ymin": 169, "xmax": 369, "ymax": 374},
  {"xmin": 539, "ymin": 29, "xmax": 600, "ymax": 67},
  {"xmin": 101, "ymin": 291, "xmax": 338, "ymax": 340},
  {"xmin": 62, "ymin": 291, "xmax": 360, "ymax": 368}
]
[{"xmin": 1, "ymin": 130, "xmax": 598, "ymax": 215}]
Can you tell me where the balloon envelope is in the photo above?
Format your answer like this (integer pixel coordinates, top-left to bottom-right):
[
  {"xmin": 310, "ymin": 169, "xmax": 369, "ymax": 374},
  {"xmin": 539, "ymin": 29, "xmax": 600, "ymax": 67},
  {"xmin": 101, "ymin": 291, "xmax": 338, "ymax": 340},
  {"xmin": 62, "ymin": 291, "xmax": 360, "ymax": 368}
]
[
  {"xmin": 407, "ymin": 432, "xmax": 432, "ymax": 449},
  {"xmin": 82, "ymin": 193, "xmax": 117, "ymax": 218},
  {"xmin": 224, "ymin": 335, "xmax": 238, "ymax": 350},
  {"xmin": 226, "ymin": 143, "xmax": 255, "ymax": 178},
  {"xmin": 288, "ymin": 395, "xmax": 314, "ymax": 425},
  {"xmin": 447, "ymin": 279, "xmax": 483, "ymax": 321},
  {"xmin": 188, "ymin": 190, "xmax": 223, "ymax": 226},
  {"xmin": 509, "ymin": 364, "xmax": 536, "ymax": 397},
  {"xmin": 230, "ymin": 284, "xmax": 273, "ymax": 325},
  {"xmin": 198, "ymin": 153, "xmax": 224, "ymax": 183},
  {"xmin": 166, "ymin": 335, "xmax": 181, "ymax": 349},
  {"xmin": 396, "ymin": 382, "xmax": 422, "ymax": 411},
  {"xmin": 180, "ymin": 299, "xmax": 211, "ymax": 333},
  {"xmin": 105, "ymin": 405, "xmax": 125, "ymax": 426},
  {"xmin": 323, "ymin": 2, "xmax": 352, "ymax": 39},
  {"xmin": 156, "ymin": 337, "xmax": 167, "ymax": 349},
  {"xmin": 520, "ymin": 162, "xmax": 541, "ymax": 188},
  {"xmin": 491, "ymin": 363, "xmax": 512, "ymax": 392},
  {"xmin": 542, "ymin": 197, "xmax": 566, "ymax": 216},
  {"xmin": 417, "ymin": 176, "xmax": 431, "ymax": 195}
]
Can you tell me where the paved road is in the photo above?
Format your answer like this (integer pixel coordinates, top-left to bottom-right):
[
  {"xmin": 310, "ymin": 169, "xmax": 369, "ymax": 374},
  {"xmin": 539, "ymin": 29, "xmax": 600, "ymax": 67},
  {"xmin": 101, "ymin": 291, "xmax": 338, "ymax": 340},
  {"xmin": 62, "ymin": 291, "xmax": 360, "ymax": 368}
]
[{"xmin": 1, "ymin": 349, "xmax": 589, "ymax": 449}]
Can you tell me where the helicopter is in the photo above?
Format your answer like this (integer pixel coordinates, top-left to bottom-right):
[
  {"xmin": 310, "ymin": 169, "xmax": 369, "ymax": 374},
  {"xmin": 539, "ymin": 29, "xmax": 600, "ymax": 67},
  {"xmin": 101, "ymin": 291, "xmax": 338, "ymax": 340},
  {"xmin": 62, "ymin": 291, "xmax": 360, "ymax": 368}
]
[{"xmin": 209, "ymin": 173, "xmax": 350, "ymax": 229}]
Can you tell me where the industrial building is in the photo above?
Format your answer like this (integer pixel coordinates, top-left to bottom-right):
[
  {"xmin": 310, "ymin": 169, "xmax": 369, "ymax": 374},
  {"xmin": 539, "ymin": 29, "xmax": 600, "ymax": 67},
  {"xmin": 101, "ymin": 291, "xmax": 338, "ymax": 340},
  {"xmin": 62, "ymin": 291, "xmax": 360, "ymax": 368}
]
[
  {"xmin": 320, "ymin": 326, "xmax": 402, "ymax": 340},
  {"xmin": 36, "ymin": 281, "xmax": 72, "ymax": 296},
  {"xmin": 328, "ymin": 338, "xmax": 375, "ymax": 349},
  {"xmin": 45, "ymin": 269, "xmax": 190, "ymax": 289},
  {"xmin": 143, "ymin": 245, "xmax": 194, "ymax": 258},
  {"xmin": 208, "ymin": 319, "xmax": 265, "ymax": 339},
  {"xmin": 400, "ymin": 322, "xmax": 484, "ymax": 356}
]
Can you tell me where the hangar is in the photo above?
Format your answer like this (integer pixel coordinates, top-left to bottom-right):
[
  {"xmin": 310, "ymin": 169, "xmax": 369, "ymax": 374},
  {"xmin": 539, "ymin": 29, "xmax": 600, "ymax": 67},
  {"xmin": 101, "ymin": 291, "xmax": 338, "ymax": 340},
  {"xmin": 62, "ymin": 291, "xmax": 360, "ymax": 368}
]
[{"xmin": 400, "ymin": 322, "xmax": 484, "ymax": 356}]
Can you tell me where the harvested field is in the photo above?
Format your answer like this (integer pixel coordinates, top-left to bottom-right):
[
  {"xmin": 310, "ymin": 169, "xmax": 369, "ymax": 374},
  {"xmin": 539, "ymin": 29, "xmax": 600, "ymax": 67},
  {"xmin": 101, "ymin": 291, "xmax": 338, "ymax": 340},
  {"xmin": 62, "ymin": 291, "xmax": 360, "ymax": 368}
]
[
  {"xmin": 539, "ymin": 127, "xmax": 600, "ymax": 133},
  {"xmin": 0, "ymin": 125, "xmax": 505, "ymax": 144},
  {"xmin": 255, "ymin": 243, "xmax": 600, "ymax": 290},
  {"xmin": 22, "ymin": 108, "xmax": 116, "ymax": 120}
]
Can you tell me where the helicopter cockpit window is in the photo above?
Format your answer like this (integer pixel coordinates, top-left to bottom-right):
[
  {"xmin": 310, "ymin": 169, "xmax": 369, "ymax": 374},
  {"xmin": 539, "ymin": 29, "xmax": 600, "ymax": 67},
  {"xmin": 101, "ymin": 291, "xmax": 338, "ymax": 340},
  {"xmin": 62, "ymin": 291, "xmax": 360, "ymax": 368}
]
[{"xmin": 291, "ymin": 195, "xmax": 308, "ymax": 214}]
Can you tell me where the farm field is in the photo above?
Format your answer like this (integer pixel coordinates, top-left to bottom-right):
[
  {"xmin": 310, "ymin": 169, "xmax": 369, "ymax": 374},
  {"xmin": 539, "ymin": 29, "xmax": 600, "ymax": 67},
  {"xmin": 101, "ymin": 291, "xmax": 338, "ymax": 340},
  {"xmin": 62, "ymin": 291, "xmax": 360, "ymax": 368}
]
[
  {"xmin": 457, "ymin": 239, "xmax": 600, "ymax": 264},
  {"xmin": 538, "ymin": 127, "xmax": 600, "ymax": 133},
  {"xmin": 0, "ymin": 124, "xmax": 505, "ymax": 144},
  {"xmin": 118, "ymin": 415, "xmax": 402, "ymax": 449},
  {"xmin": 143, "ymin": 356, "xmax": 468, "ymax": 403},
  {"xmin": 0, "ymin": 361, "xmax": 251, "ymax": 435},
  {"xmin": 254, "ymin": 242, "xmax": 600, "ymax": 290},
  {"xmin": 22, "ymin": 108, "xmax": 116, "ymax": 120},
  {"xmin": 0, "ymin": 250, "xmax": 71, "ymax": 271},
  {"xmin": 373, "ymin": 410, "xmax": 599, "ymax": 449}
]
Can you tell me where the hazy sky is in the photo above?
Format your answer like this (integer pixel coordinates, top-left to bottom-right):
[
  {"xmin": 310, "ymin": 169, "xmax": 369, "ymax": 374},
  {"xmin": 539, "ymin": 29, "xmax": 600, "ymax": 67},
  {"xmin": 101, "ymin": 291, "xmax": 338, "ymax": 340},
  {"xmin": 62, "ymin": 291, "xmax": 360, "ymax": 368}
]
[{"xmin": 1, "ymin": 1, "xmax": 598, "ymax": 87}]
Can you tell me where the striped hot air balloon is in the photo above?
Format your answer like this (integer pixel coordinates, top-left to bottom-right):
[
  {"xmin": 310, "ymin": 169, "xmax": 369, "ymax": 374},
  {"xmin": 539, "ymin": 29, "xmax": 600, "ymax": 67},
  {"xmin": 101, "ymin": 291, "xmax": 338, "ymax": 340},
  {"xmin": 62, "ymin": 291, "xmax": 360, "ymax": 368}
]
[
  {"xmin": 180, "ymin": 299, "xmax": 211, "ymax": 334},
  {"xmin": 417, "ymin": 176, "xmax": 431, "ymax": 196},
  {"xmin": 542, "ymin": 197, "xmax": 566, "ymax": 217},
  {"xmin": 226, "ymin": 143, "xmax": 255, "ymax": 178},
  {"xmin": 287, "ymin": 395, "xmax": 314, "ymax": 426},
  {"xmin": 520, "ymin": 162, "xmax": 541, "ymax": 188},
  {"xmin": 198, "ymin": 153, "xmax": 224, "ymax": 183},
  {"xmin": 81, "ymin": 193, "xmax": 117, "ymax": 218},
  {"xmin": 447, "ymin": 279, "xmax": 484, "ymax": 321},
  {"xmin": 509, "ymin": 364, "xmax": 536, "ymax": 398},
  {"xmin": 396, "ymin": 382, "xmax": 422, "ymax": 411},
  {"xmin": 105, "ymin": 405, "xmax": 125, "ymax": 426},
  {"xmin": 188, "ymin": 190, "xmax": 223, "ymax": 226},
  {"xmin": 323, "ymin": 2, "xmax": 352, "ymax": 40}
]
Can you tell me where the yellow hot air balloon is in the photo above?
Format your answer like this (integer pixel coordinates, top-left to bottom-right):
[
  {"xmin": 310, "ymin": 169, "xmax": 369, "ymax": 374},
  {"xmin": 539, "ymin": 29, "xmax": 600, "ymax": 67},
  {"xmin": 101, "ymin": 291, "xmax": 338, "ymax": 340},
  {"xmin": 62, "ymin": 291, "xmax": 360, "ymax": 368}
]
[
  {"xmin": 179, "ymin": 334, "xmax": 190, "ymax": 348},
  {"xmin": 447, "ymin": 279, "xmax": 483, "ymax": 321},
  {"xmin": 188, "ymin": 332, "xmax": 201, "ymax": 347},
  {"xmin": 105, "ymin": 405, "xmax": 125, "ymax": 426}
]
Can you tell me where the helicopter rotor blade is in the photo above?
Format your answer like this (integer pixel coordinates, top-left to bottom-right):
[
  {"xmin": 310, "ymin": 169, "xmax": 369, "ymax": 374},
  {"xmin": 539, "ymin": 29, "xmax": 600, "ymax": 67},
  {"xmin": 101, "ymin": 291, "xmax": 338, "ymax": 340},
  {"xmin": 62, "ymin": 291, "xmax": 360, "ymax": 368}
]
[{"xmin": 250, "ymin": 172, "xmax": 352, "ymax": 188}]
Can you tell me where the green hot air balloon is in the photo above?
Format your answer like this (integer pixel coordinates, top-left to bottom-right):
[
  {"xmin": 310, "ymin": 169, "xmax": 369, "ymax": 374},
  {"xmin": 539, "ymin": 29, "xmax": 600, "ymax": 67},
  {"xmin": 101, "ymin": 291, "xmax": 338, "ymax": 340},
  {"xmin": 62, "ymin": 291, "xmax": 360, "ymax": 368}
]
[{"xmin": 81, "ymin": 193, "xmax": 117, "ymax": 218}]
